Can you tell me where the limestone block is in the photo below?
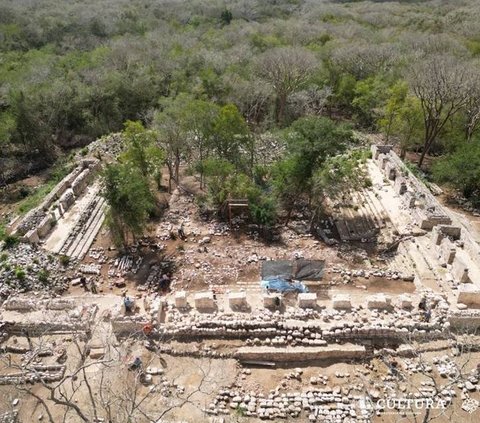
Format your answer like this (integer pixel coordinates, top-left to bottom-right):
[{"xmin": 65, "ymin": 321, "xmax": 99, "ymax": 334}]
[
  {"xmin": 63, "ymin": 167, "xmax": 83, "ymax": 187},
  {"xmin": 37, "ymin": 214, "xmax": 56, "ymax": 239},
  {"xmin": 263, "ymin": 293, "xmax": 281, "ymax": 308},
  {"xmin": 438, "ymin": 225, "xmax": 461, "ymax": 240},
  {"xmin": 371, "ymin": 145, "xmax": 393, "ymax": 160},
  {"xmin": 59, "ymin": 188, "xmax": 75, "ymax": 213},
  {"xmin": 229, "ymin": 291, "xmax": 247, "ymax": 308},
  {"xmin": 451, "ymin": 256, "xmax": 470, "ymax": 283},
  {"xmin": 394, "ymin": 177, "xmax": 407, "ymax": 195},
  {"xmin": 385, "ymin": 161, "xmax": 397, "ymax": 180},
  {"xmin": 24, "ymin": 228, "xmax": 40, "ymax": 244},
  {"xmin": 298, "ymin": 293, "xmax": 317, "ymax": 308},
  {"xmin": 440, "ymin": 239, "xmax": 456, "ymax": 265},
  {"xmin": 403, "ymin": 191, "xmax": 416, "ymax": 208},
  {"xmin": 431, "ymin": 226, "xmax": 444, "ymax": 246},
  {"xmin": 398, "ymin": 294, "xmax": 413, "ymax": 309},
  {"xmin": 378, "ymin": 154, "xmax": 389, "ymax": 170},
  {"xmin": 89, "ymin": 348, "xmax": 105, "ymax": 359},
  {"xmin": 194, "ymin": 291, "xmax": 215, "ymax": 309},
  {"xmin": 71, "ymin": 168, "xmax": 92, "ymax": 196},
  {"xmin": 367, "ymin": 294, "xmax": 392, "ymax": 310},
  {"xmin": 332, "ymin": 294, "xmax": 352, "ymax": 309},
  {"xmin": 52, "ymin": 207, "xmax": 63, "ymax": 220},
  {"xmin": 175, "ymin": 291, "xmax": 188, "ymax": 308},
  {"xmin": 432, "ymin": 225, "xmax": 462, "ymax": 246},
  {"xmin": 457, "ymin": 284, "xmax": 480, "ymax": 307},
  {"xmin": 82, "ymin": 158, "xmax": 101, "ymax": 172},
  {"xmin": 47, "ymin": 299, "xmax": 75, "ymax": 310},
  {"xmin": 416, "ymin": 210, "xmax": 452, "ymax": 231}
]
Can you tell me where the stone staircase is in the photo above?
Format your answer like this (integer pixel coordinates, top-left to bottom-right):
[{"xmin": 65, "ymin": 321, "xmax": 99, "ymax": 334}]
[{"xmin": 58, "ymin": 195, "xmax": 106, "ymax": 260}]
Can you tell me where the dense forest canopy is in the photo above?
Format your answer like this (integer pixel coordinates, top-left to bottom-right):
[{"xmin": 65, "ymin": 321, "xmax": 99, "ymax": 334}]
[{"xmin": 1, "ymin": 0, "xmax": 480, "ymax": 207}]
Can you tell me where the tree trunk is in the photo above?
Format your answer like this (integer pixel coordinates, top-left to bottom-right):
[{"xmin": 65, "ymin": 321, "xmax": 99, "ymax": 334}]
[
  {"xmin": 418, "ymin": 148, "xmax": 427, "ymax": 168},
  {"xmin": 166, "ymin": 162, "xmax": 174, "ymax": 194},
  {"xmin": 285, "ymin": 207, "xmax": 293, "ymax": 227},
  {"xmin": 276, "ymin": 92, "xmax": 288, "ymax": 126},
  {"xmin": 174, "ymin": 148, "xmax": 180, "ymax": 183}
]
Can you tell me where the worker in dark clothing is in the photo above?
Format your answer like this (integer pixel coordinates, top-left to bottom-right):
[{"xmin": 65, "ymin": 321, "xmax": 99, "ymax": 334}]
[
  {"xmin": 90, "ymin": 280, "xmax": 97, "ymax": 294},
  {"xmin": 178, "ymin": 223, "xmax": 186, "ymax": 240},
  {"xmin": 418, "ymin": 297, "xmax": 427, "ymax": 311},
  {"xmin": 423, "ymin": 308, "xmax": 432, "ymax": 322},
  {"xmin": 160, "ymin": 274, "xmax": 170, "ymax": 291},
  {"xmin": 80, "ymin": 276, "xmax": 88, "ymax": 292},
  {"xmin": 128, "ymin": 356, "xmax": 142, "ymax": 371},
  {"xmin": 274, "ymin": 297, "xmax": 281, "ymax": 308},
  {"xmin": 124, "ymin": 297, "xmax": 134, "ymax": 313}
]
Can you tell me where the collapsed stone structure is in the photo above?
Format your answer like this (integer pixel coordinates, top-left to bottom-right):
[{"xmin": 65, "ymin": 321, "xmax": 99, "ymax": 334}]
[
  {"xmin": 371, "ymin": 145, "xmax": 480, "ymax": 307},
  {"xmin": 2, "ymin": 143, "xmax": 480, "ymax": 421},
  {"xmin": 7, "ymin": 159, "xmax": 100, "ymax": 245}
]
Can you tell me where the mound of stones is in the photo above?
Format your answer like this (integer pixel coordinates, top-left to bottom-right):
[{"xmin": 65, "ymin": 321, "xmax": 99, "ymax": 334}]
[
  {"xmin": 0, "ymin": 243, "xmax": 69, "ymax": 300},
  {"xmin": 206, "ymin": 387, "xmax": 368, "ymax": 421}
]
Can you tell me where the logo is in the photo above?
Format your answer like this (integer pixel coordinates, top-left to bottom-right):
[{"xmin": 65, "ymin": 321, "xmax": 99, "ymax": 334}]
[{"xmin": 462, "ymin": 398, "xmax": 479, "ymax": 414}]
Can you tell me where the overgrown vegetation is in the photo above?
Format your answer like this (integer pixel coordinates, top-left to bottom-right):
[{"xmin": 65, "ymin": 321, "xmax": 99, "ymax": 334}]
[
  {"xmin": 17, "ymin": 160, "xmax": 72, "ymax": 214},
  {"xmin": 3, "ymin": 0, "xmax": 480, "ymax": 232}
]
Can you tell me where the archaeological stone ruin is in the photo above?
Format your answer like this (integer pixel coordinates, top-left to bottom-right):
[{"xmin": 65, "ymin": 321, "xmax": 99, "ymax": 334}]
[{"xmin": 1, "ymin": 140, "xmax": 480, "ymax": 422}]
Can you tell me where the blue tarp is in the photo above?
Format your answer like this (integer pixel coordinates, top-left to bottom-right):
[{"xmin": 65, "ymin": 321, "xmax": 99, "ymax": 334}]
[{"xmin": 261, "ymin": 278, "xmax": 308, "ymax": 293}]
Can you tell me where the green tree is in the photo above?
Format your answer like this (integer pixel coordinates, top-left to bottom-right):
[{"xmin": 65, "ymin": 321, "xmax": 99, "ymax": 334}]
[
  {"xmin": 352, "ymin": 76, "xmax": 390, "ymax": 128},
  {"xmin": 310, "ymin": 150, "xmax": 370, "ymax": 231},
  {"xmin": 271, "ymin": 157, "xmax": 304, "ymax": 225},
  {"xmin": 284, "ymin": 116, "xmax": 352, "ymax": 182},
  {"xmin": 388, "ymin": 95, "xmax": 424, "ymax": 159},
  {"xmin": 211, "ymin": 104, "xmax": 251, "ymax": 169},
  {"xmin": 102, "ymin": 162, "xmax": 154, "ymax": 248},
  {"xmin": 120, "ymin": 120, "xmax": 162, "ymax": 181},
  {"xmin": 432, "ymin": 142, "xmax": 480, "ymax": 203},
  {"xmin": 378, "ymin": 81, "xmax": 409, "ymax": 142},
  {"xmin": 271, "ymin": 117, "xmax": 353, "ymax": 224},
  {"xmin": 220, "ymin": 9, "xmax": 233, "ymax": 26},
  {"xmin": 179, "ymin": 96, "xmax": 219, "ymax": 188}
]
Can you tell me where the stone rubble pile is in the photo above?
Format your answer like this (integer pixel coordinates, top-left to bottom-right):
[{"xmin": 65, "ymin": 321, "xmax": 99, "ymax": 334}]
[
  {"xmin": 328, "ymin": 267, "xmax": 414, "ymax": 283},
  {"xmin": 110, "ymin": 255, "xmax": 143, "ymax": 276},
  {"xmin": 86, "ymin": 133, "xmax": 123, "ymax": 158},
  {"xmin": 0, "ymin": 364, "xmax": 65, "ymax": 385},
  {"xmin": 205, "ymin": 386, "xmax": 370, "ymax": 421},
  {"xmin": 0, "ymin": 244, "xmax": 69, "ymax": 300},
  {"xmin": 79, "ymin": 263, "xmax": 101, "ymax": 275}
]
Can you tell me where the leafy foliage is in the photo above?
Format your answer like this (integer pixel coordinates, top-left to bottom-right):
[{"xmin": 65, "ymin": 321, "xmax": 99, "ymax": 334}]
[
  {"xmin": 103, "ymin": 162, "xmax": 154, "ymax": 248},
  {"xmin": 432, "ymin": 142, "xmax": 480, "ymax": 203}
]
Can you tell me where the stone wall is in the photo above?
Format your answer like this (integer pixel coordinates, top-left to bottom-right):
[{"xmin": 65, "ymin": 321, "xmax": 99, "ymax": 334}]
[
  {"xmin": 8, "ymin": 158, "xmax": 100, "ymax": 243},
  {"xmin": 448, "ymin": 310, "xmax": 480, "ymax": 330},
  {"xmin": 234, "ymin": 345, "xmax": 366, "ymax": 362},
  {"xmin": 111, "ymin": 315, "xmax": 149, "ymax": 335}
]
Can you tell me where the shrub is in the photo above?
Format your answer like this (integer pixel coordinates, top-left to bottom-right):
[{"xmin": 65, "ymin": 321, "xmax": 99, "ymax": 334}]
[
  {"xmin": 38, "ymin": 269, "xmax": 49, "ymax": 283},
  {"xmin": 15, "ymin": 267, "xmax": 26, "ymax": 281},
  {"xmin": 3, "ymin": 235, "xmax": 19, "ymax": 249},
  {"xmin": 59, "ymin": 255, "xmax": 70, "ymax": 266}
]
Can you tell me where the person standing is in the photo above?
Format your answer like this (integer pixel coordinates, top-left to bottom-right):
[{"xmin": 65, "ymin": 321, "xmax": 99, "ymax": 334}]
[{"xmin": 80, "ymin": 276, "xmax": 88, "ymax": 292}]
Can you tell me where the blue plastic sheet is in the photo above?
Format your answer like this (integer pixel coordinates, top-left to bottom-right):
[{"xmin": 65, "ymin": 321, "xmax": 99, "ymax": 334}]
[{"xmin": 260, "ymin": 278, "xmax": 308, "ymax": 293}]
